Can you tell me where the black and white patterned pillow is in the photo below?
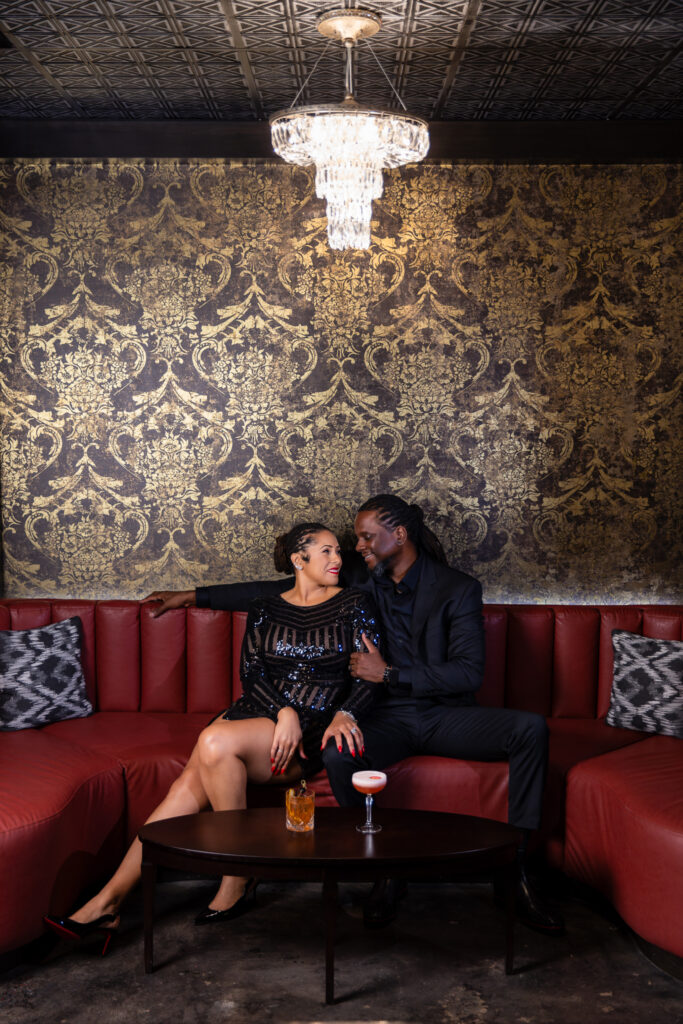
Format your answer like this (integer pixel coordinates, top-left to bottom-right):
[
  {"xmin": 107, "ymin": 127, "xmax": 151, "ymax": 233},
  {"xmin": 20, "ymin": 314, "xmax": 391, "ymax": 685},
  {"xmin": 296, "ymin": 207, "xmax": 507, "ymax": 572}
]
[
  {"xmin": 0, "ymin": 616, "xmax": 93, "ymax": 731},
  {"xmin": 606, "ymin": 630, "xmax": 683, "ymax": 738}
]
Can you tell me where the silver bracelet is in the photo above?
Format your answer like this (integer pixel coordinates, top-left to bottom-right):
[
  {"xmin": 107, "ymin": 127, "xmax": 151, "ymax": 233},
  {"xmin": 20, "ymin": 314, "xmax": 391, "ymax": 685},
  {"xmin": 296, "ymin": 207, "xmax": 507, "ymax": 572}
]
[{"xmin": 340, "ymin": 708, "xmax": 357, "ymax": 724}]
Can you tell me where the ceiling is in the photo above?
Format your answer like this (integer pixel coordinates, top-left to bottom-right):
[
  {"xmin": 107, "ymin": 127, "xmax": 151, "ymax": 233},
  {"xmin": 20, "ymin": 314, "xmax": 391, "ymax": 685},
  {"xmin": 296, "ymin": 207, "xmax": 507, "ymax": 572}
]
[{"xmin": 0, "ymin": 0, "xmax": 681, "ymax": 125}]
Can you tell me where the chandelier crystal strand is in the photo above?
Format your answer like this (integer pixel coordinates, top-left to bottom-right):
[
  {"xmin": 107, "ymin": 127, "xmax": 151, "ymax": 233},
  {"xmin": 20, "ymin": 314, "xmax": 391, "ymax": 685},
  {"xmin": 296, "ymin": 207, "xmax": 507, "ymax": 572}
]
[{"xmin": 269, "ymin": 9, "xmax": 429, "ymax": 250}]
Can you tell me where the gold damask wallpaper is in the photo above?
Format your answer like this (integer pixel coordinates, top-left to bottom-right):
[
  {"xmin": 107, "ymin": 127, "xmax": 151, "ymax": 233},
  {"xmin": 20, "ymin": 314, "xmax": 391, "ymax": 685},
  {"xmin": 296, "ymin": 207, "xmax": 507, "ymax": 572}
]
[{"xmin": 0, "ymin": 159, "xmax": 680, "ymax": 602}]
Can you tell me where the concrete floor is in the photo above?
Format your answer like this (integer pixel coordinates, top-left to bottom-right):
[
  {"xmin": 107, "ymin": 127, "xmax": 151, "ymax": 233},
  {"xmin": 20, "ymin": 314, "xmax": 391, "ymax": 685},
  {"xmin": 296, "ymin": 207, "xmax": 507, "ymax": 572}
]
[{"xmin": 1, "ymin": 878, "xmax": 682, "ymax": 1024}]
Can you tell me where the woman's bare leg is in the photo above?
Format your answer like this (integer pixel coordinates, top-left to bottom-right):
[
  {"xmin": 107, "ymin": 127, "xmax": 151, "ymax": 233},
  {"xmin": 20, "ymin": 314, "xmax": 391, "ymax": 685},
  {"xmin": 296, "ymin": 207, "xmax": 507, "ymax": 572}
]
[
  {"xmin": 194, "ymin": 717, "xmax": 301, "ymax": 911},
  {"xmin": 70, "ymin": 717, "xmax": 301, "ymax": 921},
  {"xmin": 70, "ymin": 746, "xmax": 210, "ymax": 925}
]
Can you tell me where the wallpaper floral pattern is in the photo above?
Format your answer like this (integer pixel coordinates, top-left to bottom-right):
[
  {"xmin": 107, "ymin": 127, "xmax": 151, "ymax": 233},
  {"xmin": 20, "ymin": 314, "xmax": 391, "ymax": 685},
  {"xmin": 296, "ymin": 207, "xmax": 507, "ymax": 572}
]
[{"xmin": 0, "ymin": 158, "xmax": 680, "ymax": 602}]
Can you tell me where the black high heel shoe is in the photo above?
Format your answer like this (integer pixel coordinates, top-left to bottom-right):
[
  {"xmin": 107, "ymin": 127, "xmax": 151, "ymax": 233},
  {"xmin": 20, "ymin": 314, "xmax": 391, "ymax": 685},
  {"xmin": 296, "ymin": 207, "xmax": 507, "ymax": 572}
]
[
  {"xmin": 194, "ymin": 879, "xmax": 258, "ymax": 925},
  {"xmin": 43, "ymin": 913, "xmax": 119, "ymax": 955}
]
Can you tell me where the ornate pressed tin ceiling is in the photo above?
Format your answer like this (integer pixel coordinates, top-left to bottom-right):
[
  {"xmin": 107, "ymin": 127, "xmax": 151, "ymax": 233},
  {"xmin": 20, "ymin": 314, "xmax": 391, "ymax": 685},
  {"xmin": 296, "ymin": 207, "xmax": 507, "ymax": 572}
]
[{"xmin": 0, "ymin": 0, "xmax": 681, "ymax": 123}]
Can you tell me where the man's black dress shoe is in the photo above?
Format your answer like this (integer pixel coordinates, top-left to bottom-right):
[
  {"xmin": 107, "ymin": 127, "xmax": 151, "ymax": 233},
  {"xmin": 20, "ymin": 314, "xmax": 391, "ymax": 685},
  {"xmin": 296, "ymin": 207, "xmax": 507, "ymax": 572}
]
[
  {"xmin": 363, "ymin": 879, "xmax": 407, "ymax": 929},
  {"xmin": 195, "ymin": 879, "xmax": 258, "ymax": 925},
  {"xmin": 495, "ymin": 867, "xmax": 565, "ymax": 934}
]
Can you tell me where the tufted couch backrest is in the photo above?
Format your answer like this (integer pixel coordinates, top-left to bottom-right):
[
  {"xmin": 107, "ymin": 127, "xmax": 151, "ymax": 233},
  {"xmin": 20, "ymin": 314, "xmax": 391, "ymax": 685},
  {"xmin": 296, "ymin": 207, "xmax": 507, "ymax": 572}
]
[
  {"xmin": 478, "ymin": 604, "xmax": 682, "ymax": 719},
  {"xmin": 1, "ymin": 600, "xmax": 681, "ymax": 719},
  {"xmin": 0, "ymin": 601, "xmax": 235, "ymax": 713}
]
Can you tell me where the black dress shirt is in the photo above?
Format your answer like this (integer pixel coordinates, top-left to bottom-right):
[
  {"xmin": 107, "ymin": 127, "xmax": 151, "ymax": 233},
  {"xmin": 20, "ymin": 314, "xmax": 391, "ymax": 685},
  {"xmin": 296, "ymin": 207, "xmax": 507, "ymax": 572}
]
[{"xmin": 371, "ymin": 555, "xmax": 423, "ymax": 703}]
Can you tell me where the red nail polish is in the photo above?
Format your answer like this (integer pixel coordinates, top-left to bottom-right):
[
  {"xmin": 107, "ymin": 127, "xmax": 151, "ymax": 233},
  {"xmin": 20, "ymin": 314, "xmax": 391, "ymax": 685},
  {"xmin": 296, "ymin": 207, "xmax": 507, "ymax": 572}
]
[
  {"xmin": 338, "ymin": 745, "xmax": 342, "ymax": 752},
  {"xmin": 351, "ymin": 750, "xmax": 356, "ymax": 757},
  {"xmin": 280, "ymin": 767, "xmax": 285, "ymax": 775}
]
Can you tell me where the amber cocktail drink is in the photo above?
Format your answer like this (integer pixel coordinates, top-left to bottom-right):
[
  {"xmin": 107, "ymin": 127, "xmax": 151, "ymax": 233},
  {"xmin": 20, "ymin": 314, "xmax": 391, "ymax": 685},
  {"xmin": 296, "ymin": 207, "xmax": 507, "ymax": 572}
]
[
  {"xmin": 286, "ymin": 784, "xmax": 315, "ymax": 832},
  {"xmin": 352, "ymin": 770, "xmax": 387, "ymax": 833}
]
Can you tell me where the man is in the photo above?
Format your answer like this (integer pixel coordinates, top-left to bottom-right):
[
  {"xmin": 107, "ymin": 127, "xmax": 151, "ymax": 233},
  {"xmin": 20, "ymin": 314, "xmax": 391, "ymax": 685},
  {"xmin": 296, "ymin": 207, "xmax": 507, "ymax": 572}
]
[{"xmin": 148, "ymin": 494, "xmax": 563, "ymax": 933}]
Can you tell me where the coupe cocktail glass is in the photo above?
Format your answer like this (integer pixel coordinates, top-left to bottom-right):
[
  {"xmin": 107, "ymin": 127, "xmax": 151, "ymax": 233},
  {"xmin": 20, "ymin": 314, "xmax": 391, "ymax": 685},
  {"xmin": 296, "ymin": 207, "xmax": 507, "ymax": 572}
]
[{"xmin": 352, "ymin": 770, "xmax": 387, "ymax": 833}]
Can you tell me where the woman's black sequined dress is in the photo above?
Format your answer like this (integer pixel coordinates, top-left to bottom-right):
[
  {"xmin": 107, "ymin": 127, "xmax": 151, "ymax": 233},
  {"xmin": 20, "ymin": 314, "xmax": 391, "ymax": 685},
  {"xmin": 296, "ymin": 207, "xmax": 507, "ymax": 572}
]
[{"xmin": 221, "ymin": 588, "xmax": 380, "ymax": 773}]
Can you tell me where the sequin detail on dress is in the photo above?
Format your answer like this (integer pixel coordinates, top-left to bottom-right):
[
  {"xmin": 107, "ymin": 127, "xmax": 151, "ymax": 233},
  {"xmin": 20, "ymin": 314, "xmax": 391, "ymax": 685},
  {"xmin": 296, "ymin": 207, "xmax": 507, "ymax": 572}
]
[{"xmin": 221, "ymin": 588, "xmax": 381, "ymax": 768}]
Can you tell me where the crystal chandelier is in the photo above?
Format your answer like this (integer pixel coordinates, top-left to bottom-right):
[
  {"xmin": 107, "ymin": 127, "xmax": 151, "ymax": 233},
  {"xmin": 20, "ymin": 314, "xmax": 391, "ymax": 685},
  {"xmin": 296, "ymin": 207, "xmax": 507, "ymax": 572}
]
[{"xmin": 270, "ymin": 8, "xmax": 429, "ymax": 250}]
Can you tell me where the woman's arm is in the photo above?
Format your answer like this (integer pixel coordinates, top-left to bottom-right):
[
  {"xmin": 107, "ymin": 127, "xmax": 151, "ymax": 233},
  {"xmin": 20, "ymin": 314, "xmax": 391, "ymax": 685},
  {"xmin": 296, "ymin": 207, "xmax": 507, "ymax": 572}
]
[
  {"xmin": 321, "ymin": 592, "xmax": 383, "ymax": 755},
  {"xmin": 340, "ymin": 591, "xmax": 383, "ymax": 720},
  {"xmin": 239, "ymin": 604, "xmax": 291, "ymax": 716},
  {"xmin": 239, "ymin": 603, "xmax": 304, "ymax": 774}
]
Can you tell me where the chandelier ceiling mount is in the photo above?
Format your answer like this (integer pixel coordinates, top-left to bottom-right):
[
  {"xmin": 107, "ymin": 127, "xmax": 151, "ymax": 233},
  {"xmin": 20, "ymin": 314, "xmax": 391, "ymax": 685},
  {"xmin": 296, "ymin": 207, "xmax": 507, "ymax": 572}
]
[{"xmin": 315, "ymin": 8, "xmax": 381, "ymax": 45}]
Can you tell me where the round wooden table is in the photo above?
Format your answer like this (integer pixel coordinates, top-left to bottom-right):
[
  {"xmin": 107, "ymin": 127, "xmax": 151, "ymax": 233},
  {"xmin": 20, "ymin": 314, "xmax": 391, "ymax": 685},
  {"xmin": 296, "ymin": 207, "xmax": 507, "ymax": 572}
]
[{"xmin": 139, "ymin": 806, "xmax": 520, "ymax": 1003}]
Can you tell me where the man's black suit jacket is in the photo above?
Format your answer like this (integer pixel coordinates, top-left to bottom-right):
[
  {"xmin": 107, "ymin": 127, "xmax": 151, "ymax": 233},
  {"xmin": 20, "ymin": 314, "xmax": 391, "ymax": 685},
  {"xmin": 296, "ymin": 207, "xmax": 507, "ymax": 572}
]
[{"xmin": 197, "ymin": 554, "xmax": 485, "ymax": 707}]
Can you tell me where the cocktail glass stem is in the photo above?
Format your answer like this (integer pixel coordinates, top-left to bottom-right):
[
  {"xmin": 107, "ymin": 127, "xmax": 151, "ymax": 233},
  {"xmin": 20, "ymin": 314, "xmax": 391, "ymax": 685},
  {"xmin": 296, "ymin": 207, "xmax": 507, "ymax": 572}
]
[
  {"xmin": 357, "ymin": 793, "xmax": 381, "ymax": 833},
  {"xmin": 365, "ymin": 795, "xmax": 373, "ymax": 829}
]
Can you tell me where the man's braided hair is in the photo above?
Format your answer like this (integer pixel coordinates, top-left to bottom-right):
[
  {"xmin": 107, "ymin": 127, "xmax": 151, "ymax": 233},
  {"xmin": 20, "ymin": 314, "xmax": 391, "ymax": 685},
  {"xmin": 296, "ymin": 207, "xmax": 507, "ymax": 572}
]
[{"xmin": 357, "ymin": 495, "xmax": 448, "ymax": 565}]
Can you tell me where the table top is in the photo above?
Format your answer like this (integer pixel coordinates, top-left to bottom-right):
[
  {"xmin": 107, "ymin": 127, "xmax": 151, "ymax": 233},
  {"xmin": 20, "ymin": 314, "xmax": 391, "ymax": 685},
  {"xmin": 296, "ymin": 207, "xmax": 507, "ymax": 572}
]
[{"xmin": 139, "ymin": 807, "xmax": 520, "ymax": 873}]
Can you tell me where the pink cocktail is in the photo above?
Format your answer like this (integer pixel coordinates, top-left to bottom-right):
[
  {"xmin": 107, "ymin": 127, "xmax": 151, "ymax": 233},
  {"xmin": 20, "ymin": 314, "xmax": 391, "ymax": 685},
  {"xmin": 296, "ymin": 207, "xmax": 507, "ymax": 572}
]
[{"xmin": 352, "ymin": 770, "xmax": 387, "ymax": 833}]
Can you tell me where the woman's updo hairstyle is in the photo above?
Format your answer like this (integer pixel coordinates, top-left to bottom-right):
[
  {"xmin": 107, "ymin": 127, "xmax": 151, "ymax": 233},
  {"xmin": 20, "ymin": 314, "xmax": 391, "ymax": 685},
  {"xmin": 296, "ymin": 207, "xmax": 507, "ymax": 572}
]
[
  {"xmin": 356, "ymin": 494, "xmax": 448, "ymax": 565},
  {"xmin": 273, "ymin": 521, "xmax": 330, "ymax": 574}
]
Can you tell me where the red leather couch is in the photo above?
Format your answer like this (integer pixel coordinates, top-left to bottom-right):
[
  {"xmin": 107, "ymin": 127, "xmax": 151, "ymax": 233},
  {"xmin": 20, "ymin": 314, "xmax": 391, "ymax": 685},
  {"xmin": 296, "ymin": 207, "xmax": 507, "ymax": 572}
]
[{"xmin": 1, "ymin": 599, "xmax": 681, "ymax": 959}]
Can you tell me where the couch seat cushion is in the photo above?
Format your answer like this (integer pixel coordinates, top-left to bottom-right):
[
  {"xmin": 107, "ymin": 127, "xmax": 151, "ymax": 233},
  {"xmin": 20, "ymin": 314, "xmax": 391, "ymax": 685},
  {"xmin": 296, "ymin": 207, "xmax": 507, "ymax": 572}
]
[
  {"xmin": 381, "ymin": 754, "xmax": 510, "ymax": 822},
  {"xmin": 46, "ymin": 712, "xmax": 211, "ymax": 840},
  {"xmin": 0, "ymin": 729, "xmax": 124, "ymax": 953},
  {"xmin": 564, "ymin": 735, "xmax": 683, "ymax": 958}
]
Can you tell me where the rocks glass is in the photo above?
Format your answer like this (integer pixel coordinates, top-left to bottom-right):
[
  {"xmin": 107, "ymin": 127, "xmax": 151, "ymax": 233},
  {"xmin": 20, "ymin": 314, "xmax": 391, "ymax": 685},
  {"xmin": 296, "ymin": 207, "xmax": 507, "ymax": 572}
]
[{"xmin": 286, "ymin": 782, "xmax": 315, "ymax": 832}]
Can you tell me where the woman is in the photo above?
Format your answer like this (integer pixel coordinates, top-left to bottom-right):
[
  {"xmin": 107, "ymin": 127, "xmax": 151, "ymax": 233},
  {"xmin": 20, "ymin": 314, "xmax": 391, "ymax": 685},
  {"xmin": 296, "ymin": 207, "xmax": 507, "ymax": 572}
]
[{"xmin": 44, "ymin": 522, "xmax": 381, "ymax": 948}]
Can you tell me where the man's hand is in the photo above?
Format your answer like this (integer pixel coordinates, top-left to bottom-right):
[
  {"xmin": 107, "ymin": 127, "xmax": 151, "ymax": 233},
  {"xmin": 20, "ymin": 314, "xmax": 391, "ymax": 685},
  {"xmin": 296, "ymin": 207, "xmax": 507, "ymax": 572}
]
[
  {"xmin": 142, "ymin": 590, "xmax": 196, "ymax": 617},
  {"xmin": 349, "ymin": 633, "xmax": 387, "ymax": 683},
  {"xmin": 271, "ymin": 707, "xmax": 303, "ymax": 775},
  {"xmin": 321, "ymin": 711, "xmax": 364, "ymax": 757}
]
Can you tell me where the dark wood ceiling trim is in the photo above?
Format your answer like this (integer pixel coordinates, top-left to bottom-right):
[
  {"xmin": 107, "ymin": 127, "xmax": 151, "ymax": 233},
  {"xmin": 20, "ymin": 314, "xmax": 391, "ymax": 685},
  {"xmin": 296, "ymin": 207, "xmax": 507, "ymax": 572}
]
[
  {"xmin": 216, "ymin": 0, "xmax": 265, "ymax": 120},
  {"xmin": 428, "ymin": 120, "xmax": 683, "ymax": 162},
  {"xmin": 1, "ymin": 119, "xmax": 680, "ymax": 162}
]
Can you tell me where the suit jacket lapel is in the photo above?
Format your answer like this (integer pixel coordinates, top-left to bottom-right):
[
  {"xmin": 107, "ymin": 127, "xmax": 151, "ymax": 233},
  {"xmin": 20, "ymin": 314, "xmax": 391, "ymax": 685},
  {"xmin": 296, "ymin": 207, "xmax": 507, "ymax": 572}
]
[{"xmin": 411, "ymin": 557, "xmax": 439, "ymax": 645}]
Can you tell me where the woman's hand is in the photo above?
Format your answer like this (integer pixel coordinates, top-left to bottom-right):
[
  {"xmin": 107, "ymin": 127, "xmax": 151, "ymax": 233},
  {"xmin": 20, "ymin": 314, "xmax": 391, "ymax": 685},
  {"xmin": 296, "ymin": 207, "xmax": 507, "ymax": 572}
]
[
  {"xmin": 321, "ymin": 711, "xmax": 364, "ymax": 758},
  {"xmin": 142, "ymin": 590, "xmax": 196, "ymax": 617},
  {"xmin": 271, "ymin": 707, "xmax": 303, "ymax": 774}
]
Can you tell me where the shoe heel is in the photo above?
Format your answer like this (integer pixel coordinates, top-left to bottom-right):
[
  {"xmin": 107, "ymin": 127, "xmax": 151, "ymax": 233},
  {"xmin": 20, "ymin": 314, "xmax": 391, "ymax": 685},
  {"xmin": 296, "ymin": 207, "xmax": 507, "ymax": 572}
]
[
  {"xmin": 44, "ymin": 912, "xmax": 119, "ymax": 952},
  {"xmin": 194, "ymin": 878, "xmax": 259, "ymax": 925}
]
